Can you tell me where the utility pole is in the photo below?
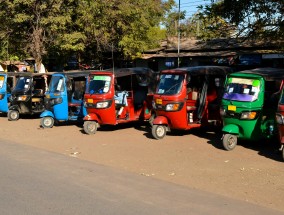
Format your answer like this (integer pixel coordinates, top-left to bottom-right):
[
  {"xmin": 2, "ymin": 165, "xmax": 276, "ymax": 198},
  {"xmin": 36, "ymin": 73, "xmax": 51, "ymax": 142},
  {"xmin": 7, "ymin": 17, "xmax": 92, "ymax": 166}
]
[{"xmin": 177, "ymin": 0, "xmax": 180, "ymax": 68}]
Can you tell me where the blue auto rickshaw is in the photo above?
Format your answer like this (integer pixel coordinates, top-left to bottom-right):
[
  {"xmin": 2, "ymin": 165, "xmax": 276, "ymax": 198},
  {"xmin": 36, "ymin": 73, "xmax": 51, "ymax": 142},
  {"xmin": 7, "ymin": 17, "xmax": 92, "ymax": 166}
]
[
  {"xmin": 40, "ymin": 70, "xmax": 92, "ymax": 128},
  {"xmin": 0, "ymin": 72, "xmax": 18, "ymax": 113}
]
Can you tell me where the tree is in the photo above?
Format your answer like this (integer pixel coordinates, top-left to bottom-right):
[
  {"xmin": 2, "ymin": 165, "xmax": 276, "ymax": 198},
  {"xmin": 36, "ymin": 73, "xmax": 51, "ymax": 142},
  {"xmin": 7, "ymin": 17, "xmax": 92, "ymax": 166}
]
[
  {"xmin": 0, "ymin": 0, "xmax": 174, "ymax": 67},
  {"xmin": 206, "ymin": 0, "xmax": 284, "ymax": 41},
  {"xmin": 184, "ymin": 7, "xmax": 235, "ymax": 40},
  {"xmin": 0, "ymin": 0, "xmax": 82, "ymax": 71},
  {"xmin": 75, "ymin": 0, "xmax": 174, "ymax": 60}
]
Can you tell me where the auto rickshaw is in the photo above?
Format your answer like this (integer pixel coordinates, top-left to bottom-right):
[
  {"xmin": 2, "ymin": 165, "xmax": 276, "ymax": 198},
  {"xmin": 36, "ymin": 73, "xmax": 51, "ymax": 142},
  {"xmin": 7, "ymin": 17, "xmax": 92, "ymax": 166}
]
[
  {"xmin": 40, "ymin": 70, "xmax": 93, "ymax": 128},
  {"xmin": 8, "ymin": 72, "xmax": 53, "ymax": 121},
  {"xmin": 83, "ymin": 67, "xmax": 158, "ymax": 134},
  {"xmin": 0, "ymin": 72, "xmax": 18, "ymax": 113},
  {"xmin": 151, "ymin": 66, "xmax": 232, "ymax": 139},
  {"xmin": 221, "ymin": 68, "xmax": 284, "ymax": 151},
  {"xmin": 275, "ymin": 80, "xmax": 284, "ymax": 160}
]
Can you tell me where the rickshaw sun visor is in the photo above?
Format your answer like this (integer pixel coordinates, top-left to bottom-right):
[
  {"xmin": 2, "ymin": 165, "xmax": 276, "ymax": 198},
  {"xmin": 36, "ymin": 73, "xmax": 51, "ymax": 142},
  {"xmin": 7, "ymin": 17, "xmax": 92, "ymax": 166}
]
[{"xmin": 223, "ymin": 78, "xmax": 260, "ymax": 102}]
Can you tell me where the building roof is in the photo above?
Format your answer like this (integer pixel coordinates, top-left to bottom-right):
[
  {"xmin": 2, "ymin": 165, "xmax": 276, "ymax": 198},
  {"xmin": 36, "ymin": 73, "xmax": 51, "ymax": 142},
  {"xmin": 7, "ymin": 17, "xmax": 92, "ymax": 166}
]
[{"xmin": 141, "ymin": 37, "xmax": 284, "ymax": 59}]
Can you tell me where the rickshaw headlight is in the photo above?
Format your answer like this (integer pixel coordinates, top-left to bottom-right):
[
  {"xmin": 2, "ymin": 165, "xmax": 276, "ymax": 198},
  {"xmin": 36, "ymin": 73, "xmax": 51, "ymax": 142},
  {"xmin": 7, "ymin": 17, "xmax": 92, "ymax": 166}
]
[
  {"xmin": 165, "ymin": 102, "xmax": 183, "ymax": 111},
  {"xmin": 49, "ymin": 97, "xmax": 62, "ymax": 106},
  {"xmin": 220, "ymin": 107, "xmax": 226, "ymax": 116},
  {"xmin": 17, "ymin": 95, "xmax": 28, "ymax": 101},
  {"xmin": 96, "ymin": 101, "xmax": 111, "ymax": 108},
  {"xmin": 276, "ymin": 114, "xmax": 284, "ymax": 125},
  {"xmin": 240, "ymin": 111, "xmax": 258, "ymax": 120},
  {"xmin": 0, "ymin": 93, "xmax": 5, "ymax": 100},
  {"xmin": 54, "ymin": 97, "xmax": 63, "ymax": 105}
]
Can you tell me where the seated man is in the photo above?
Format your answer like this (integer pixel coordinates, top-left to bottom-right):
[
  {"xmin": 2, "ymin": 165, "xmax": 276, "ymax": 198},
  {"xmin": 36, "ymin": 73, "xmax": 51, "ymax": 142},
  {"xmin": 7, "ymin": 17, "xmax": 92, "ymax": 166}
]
[{"xmin": 114, "ymin": 91, "xmax": 128, "ymax": 116}]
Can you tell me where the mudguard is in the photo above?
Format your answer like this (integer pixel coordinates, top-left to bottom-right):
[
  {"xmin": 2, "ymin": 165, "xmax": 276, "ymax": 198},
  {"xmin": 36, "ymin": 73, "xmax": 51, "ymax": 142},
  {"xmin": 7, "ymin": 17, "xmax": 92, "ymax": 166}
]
[
  {"xmin": 83, "ymin": 113, "xmax": 99, "ymax": 121},
  {"xmin": 152, "ymin": 115, "xmax": 169, "ymax": 125},
  {"xmin": 222, "ymin": 124, "xmax": 239, "ymax": 135},
  {"xmin": 40, "ymin": 110, "xmax": 54, "ymax": 118},
  {"xmin": 9, "ymin": 105, "xmax": 19, "ymax": 111}
]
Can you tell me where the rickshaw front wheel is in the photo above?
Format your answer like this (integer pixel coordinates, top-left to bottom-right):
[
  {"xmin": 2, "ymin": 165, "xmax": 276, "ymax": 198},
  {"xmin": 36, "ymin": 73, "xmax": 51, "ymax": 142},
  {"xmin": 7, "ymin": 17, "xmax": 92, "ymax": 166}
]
[
  {"xmin": 222, "ymin": 134, "xmax": 238, "ymax": 151},
  {"xmin": 41, "ymin": 117, "xmax": 54, "ymax": 128},
  {"xmin": 152, "ymin": 125, "xmax": 167, "ymax": 140},
  {"xmin": 83, "ymin": 121, "xmax": 98, "ymax": 135},
  {"xmin": 8, "ymin": 110, "xmax": 19, "ymax": 121}
]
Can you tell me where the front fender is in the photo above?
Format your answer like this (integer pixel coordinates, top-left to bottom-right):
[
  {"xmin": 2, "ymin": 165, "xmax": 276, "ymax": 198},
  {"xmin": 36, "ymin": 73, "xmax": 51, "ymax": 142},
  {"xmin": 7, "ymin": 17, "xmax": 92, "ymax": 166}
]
[
  {"xmin": 9, "ymin": 105, "xmax": 19, "ymax": 111},
  {"xmin": 222, "ymin": 124, "xmax": 240, "ymax": 135},
  {"xmin": 40, "ymin": 110, "xmax": 54, "ymax": 118},
  {"xmin": 83, "ymin": 113, "xmax": 99, "ymax": 122},
  {"xmin": 152, "ymin": 116, "xmax": 169, "ymax": 126}
]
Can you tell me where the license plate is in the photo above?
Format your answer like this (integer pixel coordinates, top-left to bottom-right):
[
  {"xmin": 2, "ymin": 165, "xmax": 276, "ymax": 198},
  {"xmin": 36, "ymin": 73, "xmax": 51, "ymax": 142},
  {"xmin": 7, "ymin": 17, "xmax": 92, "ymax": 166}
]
[
  {"xmin": 46, "ymin": 94, "xmax": 50, "ymax": 99},
  {"xmin": 87, "ymin": 99, "xmax": 93, "ymax": 103},
  {"xmin": 228, "ymin": 105, "xmax": 236, "ymax": 111},
  {"xmin": 156, "ymin": 98, "xmax": 162, "ymax": 104}
]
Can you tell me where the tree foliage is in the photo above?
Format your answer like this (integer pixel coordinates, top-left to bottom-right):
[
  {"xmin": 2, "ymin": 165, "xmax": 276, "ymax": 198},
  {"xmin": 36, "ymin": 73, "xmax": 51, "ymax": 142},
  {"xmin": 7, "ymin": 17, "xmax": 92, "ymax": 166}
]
[
  {"xmin": 0, "ymin": 0, "xmax": 174, "ymax": 67},
  {"xmin": 206, "ymin": 0, "xmax": 284, "ymax": 41}
]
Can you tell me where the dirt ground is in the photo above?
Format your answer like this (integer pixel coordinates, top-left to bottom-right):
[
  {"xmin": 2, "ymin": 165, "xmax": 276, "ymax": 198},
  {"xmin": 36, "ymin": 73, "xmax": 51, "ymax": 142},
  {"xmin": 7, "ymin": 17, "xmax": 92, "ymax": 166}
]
[{"xmin": 0, "ymin": 116, "xmax": 283, "ymax": 212}]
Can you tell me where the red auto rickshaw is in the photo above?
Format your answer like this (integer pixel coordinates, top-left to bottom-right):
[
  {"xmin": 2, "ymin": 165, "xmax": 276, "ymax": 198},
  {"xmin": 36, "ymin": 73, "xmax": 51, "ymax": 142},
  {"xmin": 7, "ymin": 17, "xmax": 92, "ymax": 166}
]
[
  {"xmin": 151, "ymin": 66, "xmax": 232, "ymax": 139},
  {"xmin": 83, "ymin": 67, "xmax": 158, "ymax": 134},
  {"xmin": 275, "ymin": 79, "xmax": 284, "ymax": 160}
]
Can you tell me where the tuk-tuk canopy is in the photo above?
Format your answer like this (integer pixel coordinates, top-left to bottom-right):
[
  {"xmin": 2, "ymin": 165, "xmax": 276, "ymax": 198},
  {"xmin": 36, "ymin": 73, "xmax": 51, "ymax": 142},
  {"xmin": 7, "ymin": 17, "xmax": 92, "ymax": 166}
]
[
  {"xmin": 163, "ymin": 66, "xmax": 233, "ymax": 76},
  {"xmin": 234, "ymin": 67, "xmax": 284, "ymax": 81}
]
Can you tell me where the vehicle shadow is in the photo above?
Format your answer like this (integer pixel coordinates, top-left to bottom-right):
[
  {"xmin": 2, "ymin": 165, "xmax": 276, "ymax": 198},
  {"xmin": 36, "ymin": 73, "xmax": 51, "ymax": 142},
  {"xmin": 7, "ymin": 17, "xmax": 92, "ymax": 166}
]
[
  {"xmin": 78, "ymin": 121, "xmax": 146, "ymax": 134},
  {"xmin": 138, "ymin": 124, "xmax": 283, "ymax": 162},
  {"xmin": 190, "ymin": 128, "xmax": 283, "ymax": 162}
]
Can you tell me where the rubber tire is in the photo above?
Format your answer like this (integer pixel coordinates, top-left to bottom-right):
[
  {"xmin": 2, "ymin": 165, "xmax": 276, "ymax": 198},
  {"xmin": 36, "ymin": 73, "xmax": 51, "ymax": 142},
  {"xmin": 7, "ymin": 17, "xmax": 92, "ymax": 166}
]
[
  {"xmin": 83, "ymin": 121, "xmax": 98, "ymax": 135},
  {"xmin": 41, "ymin": 117, "xmax": 54, "ymax": 128},
  {"xmin": 8, "ymin": 110, "xmax": 19, "ymax": 121},
  {"xmin": 222, "ymin": 133, "xmax": 238, "ymax": 151},
  {"xmin": 152, "ymin": 125, "xmax": 167, "ymax": 140},
  {"xmin": 282, "ymin": 148, "xmax": 284, "ymax": 161}
]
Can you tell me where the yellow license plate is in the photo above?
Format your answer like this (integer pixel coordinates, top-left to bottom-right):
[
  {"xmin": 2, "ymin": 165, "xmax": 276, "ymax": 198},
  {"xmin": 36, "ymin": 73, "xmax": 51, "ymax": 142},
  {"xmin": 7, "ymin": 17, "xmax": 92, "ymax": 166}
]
[
  {"xmin": 87, "ymin": 98, "xmax": 93, "ymax": 103},
  {"xmin": 156, "ymin": 98, "xmax": 162, "ymax": 104},
  {"xmin": 228, "ymin": 105, "xmax": 236, "ymax": 111}
]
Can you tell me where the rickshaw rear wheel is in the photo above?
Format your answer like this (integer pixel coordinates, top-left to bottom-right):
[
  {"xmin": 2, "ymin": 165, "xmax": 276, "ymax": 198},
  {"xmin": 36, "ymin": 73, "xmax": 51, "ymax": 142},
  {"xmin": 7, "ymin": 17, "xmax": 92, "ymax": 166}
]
[
  {"xmin": 282, "ymin": 148, "xmax": 284, "ymax": 161},
  {"xmin": 8, "ymin": 110, "xmax": 19, "ymax": 121},
  {"xmin": 152, "ymin": 125, "xmax": 167, "ymax": 140},
  {"xmin": 41, "ymin": 117, "xmax": 54, "ymax": 128},
  {"xmin": 222, "ymin": 134, "xmax": 238, "ymax": 151},
  {"xmin": 83, "ymin": 121, "xmax": 98, "ymax": 135}
]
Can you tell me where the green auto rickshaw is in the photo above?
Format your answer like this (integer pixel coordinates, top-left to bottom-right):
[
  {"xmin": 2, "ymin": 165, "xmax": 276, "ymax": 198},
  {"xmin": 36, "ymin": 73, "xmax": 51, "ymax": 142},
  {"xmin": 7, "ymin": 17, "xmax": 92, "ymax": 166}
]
[{"xmin": 220, "ymin": 68, "xmax": 284, "ymax": 150}]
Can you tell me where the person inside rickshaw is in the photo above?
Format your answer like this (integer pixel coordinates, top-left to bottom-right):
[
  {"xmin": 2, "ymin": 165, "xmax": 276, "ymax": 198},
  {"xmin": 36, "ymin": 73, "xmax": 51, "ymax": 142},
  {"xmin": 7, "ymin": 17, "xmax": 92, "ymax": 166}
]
[
  {"xmin": 114, "ymin": 77, "xmax": 129, "ymax": 118},
  {"xmin": 186, "ymin": 75, "xmax": 203, "ymax": 123},
  {"xmin": 32, "ymin": 78, "xmax": 45, "ymax": 97}
]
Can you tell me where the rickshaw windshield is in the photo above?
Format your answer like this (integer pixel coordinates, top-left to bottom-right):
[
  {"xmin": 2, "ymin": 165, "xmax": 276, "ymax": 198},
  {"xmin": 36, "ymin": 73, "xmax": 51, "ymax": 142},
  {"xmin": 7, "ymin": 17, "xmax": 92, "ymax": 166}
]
[
  {"xmin": 14, "ymin": 76, "xmax": 31, "ymax": 91},
  {"xmin": 49, "ymin": 76, "xmax": 64, "ymax": 93},
  {"xmin": 223, "ymin": 77, "xmax": 260, "ymax": 102},
  {"xmin": 156, "ymin": 74, "xmax": 184, "ymax": 95},
  {"xmin": 88, "ymin": 75, "xmax": 111, "ymax": 94},
  {"xmin": 0, "ymin": 76, "xmax": 5, "ymax": 89}
]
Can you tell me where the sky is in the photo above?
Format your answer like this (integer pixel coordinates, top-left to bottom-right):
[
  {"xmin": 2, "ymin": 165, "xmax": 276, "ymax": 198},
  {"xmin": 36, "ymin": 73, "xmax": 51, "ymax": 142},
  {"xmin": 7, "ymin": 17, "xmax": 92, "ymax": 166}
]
[{"xmin": 174, "ymin": 0, "xmax": 213, "ymax": 19}]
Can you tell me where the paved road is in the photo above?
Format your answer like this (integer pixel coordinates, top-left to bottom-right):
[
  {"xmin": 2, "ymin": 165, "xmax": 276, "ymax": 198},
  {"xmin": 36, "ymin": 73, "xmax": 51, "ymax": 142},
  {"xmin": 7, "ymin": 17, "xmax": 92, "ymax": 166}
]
[{"xmin": 0, "ymin": 139, "xmax": 282, "ymax": 215}]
